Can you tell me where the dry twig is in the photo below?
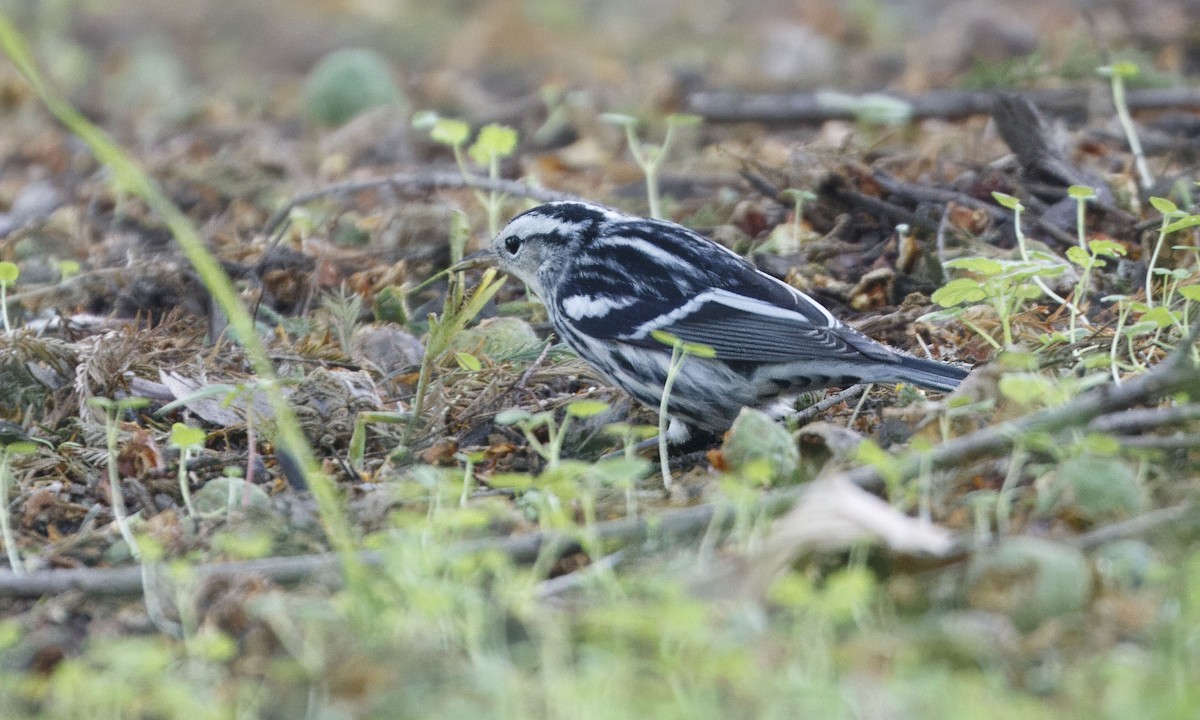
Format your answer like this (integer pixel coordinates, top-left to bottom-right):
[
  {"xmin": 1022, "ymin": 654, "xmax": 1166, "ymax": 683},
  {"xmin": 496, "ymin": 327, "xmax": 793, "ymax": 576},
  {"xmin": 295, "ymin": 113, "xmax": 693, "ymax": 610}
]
[{"xmin": 264, "ymin": 172, "xmax": 584, "ymax": 237}]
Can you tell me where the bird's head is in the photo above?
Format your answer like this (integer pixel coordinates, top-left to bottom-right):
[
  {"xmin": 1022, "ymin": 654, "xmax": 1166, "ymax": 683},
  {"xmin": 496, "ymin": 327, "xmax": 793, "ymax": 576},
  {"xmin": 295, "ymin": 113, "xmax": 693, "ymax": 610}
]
[{"xmin": 453, "ymin": 201, "xmax": 617, "ymax": 298}]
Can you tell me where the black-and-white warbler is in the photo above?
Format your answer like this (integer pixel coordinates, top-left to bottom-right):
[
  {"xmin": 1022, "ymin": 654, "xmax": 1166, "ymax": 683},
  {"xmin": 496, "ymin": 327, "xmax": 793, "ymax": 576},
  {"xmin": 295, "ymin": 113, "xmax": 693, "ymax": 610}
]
[{"xmin": 460, "ymin": 201, "xmax": 968, "ymax": 441}]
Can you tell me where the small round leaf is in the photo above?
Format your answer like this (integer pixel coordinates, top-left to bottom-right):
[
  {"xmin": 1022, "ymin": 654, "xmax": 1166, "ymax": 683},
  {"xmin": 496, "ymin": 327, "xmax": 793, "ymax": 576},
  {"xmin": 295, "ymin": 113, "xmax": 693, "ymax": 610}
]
[{"xmin": 0, "ymin": 261, "xmax": 18, "ymax": 285}]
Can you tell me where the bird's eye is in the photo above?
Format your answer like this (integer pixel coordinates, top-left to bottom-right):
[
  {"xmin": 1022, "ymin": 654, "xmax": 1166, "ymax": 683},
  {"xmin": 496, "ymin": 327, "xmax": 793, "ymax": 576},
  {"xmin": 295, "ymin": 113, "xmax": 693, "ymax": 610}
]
[{"xmin": 503, "ymin": 235, "xmax": 522, "ymax": 255}]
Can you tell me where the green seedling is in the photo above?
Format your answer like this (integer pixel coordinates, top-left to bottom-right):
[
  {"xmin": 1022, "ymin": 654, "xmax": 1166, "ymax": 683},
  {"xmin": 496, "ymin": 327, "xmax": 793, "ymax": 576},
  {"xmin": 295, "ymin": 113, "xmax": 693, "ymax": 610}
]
[
  {"xmin": 495, "ymin": 399, "xmax": 609, "ymax": 471},
  {"xmin": 1067, "ymin": 185, "xmax": 1097, "ymax": 341},
  {"xmin": 816, "ymin": 90, "xmax": 914, "ymax": 127},
  {"xmin": 1099, "ymin": 62, "xmax": 1152, "ymax": 191},
  {"xmin": 778, "ymin": 189, "xmax": 819, "ymax": 254},
  {"xmin": 322, "ymin": 285, "xmax": 364, "ymax": 355},
  {"xmin": 928, "ymin": 257, "xmax": 1041, "ymax": 349},
  {"xmin": 406, "ymin": 267, "xmax": 505, "ymax": 443},
  {"xmin": 651, "ymin": 330, "xmax": 716, "ymax": 490},
  {"xmin": 0, "ymin": 438, "xmax": 37, "ymax": 574},
  {"xmin": 468, "ymin": 123, "xmax": 519, "ymax": 237},
  {"xmin": 89, "ymin": 396, "xmax": 152, "ymax": 560},
  {"xmin": 349, "ymin": 410, "xmax": 411, "ymax": 472},
  {"xmin": 0, "ymin": 260, "xmax": 18, "ymax": 333},
  {"xmin": 155, "ymin": 379, "xmax": 279, "ymax": 507},
  {"xmin": 601, "ymin": 422, "xmax": 658, "ymax": 517},
  {"xmin": 1145, "ymin": 197, "xmax": 1191, "ymax": 308},
  {"xmin": 994, "ymin": 191, "xmax": 1077, "ymax": 313},
  {"xmin": 926, "ymin": 190, "xmax": 1118, "ymax": 350},
  {"xmin": 455, "ymin": 449, "xmax": 486, "ymax": 507},
  {"xmin": 413, "ymin": 112, "xmax": 519, "ymax": 237},
  {"xmin": 602, "ymin": 113, "xmax": 700, "ymax": 219},
  {"xmin": 168, "ymin": 422, "xmax": 205, "ymax": 518},
  {"xmin": 56, "ymin": 259, "xmax": 80, "ymax": 282},
  {"xmin": 1147, "ymin": 196, "xmax": 1200, "ymax": 306}
]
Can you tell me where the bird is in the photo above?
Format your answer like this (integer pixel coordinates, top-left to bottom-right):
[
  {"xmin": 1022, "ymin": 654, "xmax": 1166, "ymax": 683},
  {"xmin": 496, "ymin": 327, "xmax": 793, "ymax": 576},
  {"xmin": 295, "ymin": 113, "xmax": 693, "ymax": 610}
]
[{"xmin": 457, "ymin": 201, "xmax": 968, "ymax": 444}]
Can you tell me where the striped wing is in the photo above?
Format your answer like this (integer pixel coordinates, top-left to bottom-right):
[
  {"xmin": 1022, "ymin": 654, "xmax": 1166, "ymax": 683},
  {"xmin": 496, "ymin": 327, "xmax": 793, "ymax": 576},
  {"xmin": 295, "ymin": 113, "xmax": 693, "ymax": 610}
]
[
  {"xmin": 621, "ymin": 288, "xmax": 898, "ymax": 365},
  {"xmin": 552, "ymin": 214, "xmax": 898, "ymax": 365}
]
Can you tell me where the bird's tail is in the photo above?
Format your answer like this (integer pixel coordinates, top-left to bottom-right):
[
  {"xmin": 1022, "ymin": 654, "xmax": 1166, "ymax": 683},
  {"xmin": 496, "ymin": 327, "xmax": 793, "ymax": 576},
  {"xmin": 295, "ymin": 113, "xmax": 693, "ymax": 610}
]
[{"xmin": 885, "ymin": 353, "xmax": 969, "ymax": 393}]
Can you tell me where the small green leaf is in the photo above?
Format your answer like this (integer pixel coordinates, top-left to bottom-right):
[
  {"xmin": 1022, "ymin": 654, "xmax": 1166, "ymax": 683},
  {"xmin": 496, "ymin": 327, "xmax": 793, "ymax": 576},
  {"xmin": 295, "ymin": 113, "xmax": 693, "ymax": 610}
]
[
  {"xmin": 1149, "ymin": 196, "xmax": 1178, "ymax": 214},
  {"xmin": 1066, "ymin": 246, "xmax": 1091, "ymax": 267},
  {"xmin": 493, "ymin": 409, "xmax": 532, "ymax": 426},
  {"xmin": 587, "ymin": 456, "xmax": 650, "ymax": 485},
  {"xmin": 429, "ymin": 117, "xmax": 471, "ymax": 147},
  {"xmin": 991, "ymin": 192, "xmax": 1021, "ymax": 211},
  {"xmin": 679, "ymin": 340, "xmax": 717, "ymax": 358},
  {"xmin": 853, "ymin": 439, "xmax": 901, "ymax": 487},
  {"xmin": 781, "ymin": 189, "xmax": 817, "ymax": 203},
  {"xmin": 1079, "ymin": 353, "xmax": 1111, "ymax": 370},
  {"xmin": 169, "ymin": 422, "xmax": 206, "ymax": 449},
  {"xmin": 648, "ymin": 329, "xmax": 717, "ymax": 358},
  {"xmin": 1011, "ymin": 283, "xmax": 1040, "ymax": 300},
  {"xmin": 1163, "ymin": 215, "xmax": 1200, "ymax": 235},
  {"xmin": 601, "ymin": 422, "xmax": 658, "ymax": 440},
  {"xmin": 454, "ymin": 351, "xmax": 482, "ymax": 371},
  {"xmin": 0, "ymin": 619, "xmax": 22, "ymax": 651},
  {"xmin": 931, "ymin": 278, "xmax": 987, "ymax": 307},
  {"xmin": 3, "ymin": 441, "xmax": 38, "ymax": 455},
  {"xmin": 600, "ymin": 112, "xmax": 638, "ymax": 127},
  {"xmin": 650, "ymin": 329, "xmax": 681, "ymax": 346},
  {"xmin": 1098, "ymin": 62, "xmax": 1139, "ymax": 78},
  {"xmin": 999, "ymin": 373, "xmax": 1053, "ymax": 405},
  {"xmin": 666, "ymin": 113, "xmax": 702, "ymax": 127},
  {"xmin": 411, "ymin": 110, "xmax": 439, "ymax": 130},
  {"xmin": 566, "ymin": 399, "xmax": 610, "ymax": 418},
  {"xmin": 1141, "ymin": 305, "xmax": 1177, "ymax": 328},
  {"xmin": 0, "ymin": 261, "xmax": 18, "ymax": 285},
  {"xmin": 1088, "ymin": 239, "xmax": 1126, "ymax": 257},
  {"xmin": 468, "ymin": 123, "xmax": 518, "ymax": 165},
  {"xmin": 57, "ymin": 260, "xmax": 80, "ymax": 280},
  {"xmin": 1067, "ymin": 185, "xmax": 1096, "ymax": 199},
  {"xmin": 1123, "ymin": 320, "xmax": 1160, "ymax": 337},
  {"xmin": 487, "ymin": 473, "xmax": 535, "ymax": 492},
  {"xmin": 1177, "ymin": 286, "xmax": 1200, "ymax": 301},
  {"xmin": 943, "ymin": 257, "xmax": 1004, "ymax": 276},
  {"xmin": 190, "ymin": 630, "xmax": 239, "ymax": 663},
  {"xmin": 998, "ymin": 349, "xmax": 1040, "ymax": 370}
]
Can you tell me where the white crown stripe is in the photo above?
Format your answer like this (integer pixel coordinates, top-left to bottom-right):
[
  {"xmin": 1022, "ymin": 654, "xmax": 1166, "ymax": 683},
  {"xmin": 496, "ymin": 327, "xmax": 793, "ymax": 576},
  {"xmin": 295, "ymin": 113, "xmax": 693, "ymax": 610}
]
[{"xmin": 507, "ymin": 214, "xmax": 590, "ymax": 239}]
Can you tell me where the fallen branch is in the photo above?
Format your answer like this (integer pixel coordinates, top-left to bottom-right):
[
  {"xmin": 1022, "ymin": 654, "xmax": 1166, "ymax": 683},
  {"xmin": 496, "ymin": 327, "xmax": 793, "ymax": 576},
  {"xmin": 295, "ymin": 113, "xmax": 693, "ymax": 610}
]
[
  {"xmin": 0, "ymin": 503, "xmax": 720, "ymax": 598},
  {"xmin": 1086, "ymin": 403, "xmax": 1200, "ymax": 434},
  {"xmin": 264, "ymin": 172, "xmax": 585, "ymax": 237},
  {"xmin": 872, "ymin": 171, "xmax": 1008, "ymax": 223},
  {"xmin": 791, "ymin": 385, "xmax": 867, "ymax": 425},
  {"xmin": 1073, "ymin": 503, "xmax": 1193, "ymax": 549},
  {"xmin": 991, "ymin": 94, "xmax": 1118, "ymax": 205},
  {"xmin": 830, "ymin": 187, "xmax": 933, "ymax": 232},
  {"xmin": 687, "ymin": 87, "xmax": 1200, "ymax": 124}
]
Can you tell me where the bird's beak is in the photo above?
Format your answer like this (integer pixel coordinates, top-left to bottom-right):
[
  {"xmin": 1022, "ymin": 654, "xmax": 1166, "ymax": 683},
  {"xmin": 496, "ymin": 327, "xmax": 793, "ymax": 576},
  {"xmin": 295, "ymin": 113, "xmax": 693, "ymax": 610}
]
[{"xmin": 449, "ymin": 247, "xmax": 498, "ymax": 273}]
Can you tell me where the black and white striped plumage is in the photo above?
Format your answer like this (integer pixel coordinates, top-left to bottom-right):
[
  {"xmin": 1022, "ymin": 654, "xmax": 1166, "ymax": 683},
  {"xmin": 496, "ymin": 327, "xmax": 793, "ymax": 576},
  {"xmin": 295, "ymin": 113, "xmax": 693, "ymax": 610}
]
[{"xmin": 471, "ymin": 201, "xmax": 968, "ymax": 437}]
